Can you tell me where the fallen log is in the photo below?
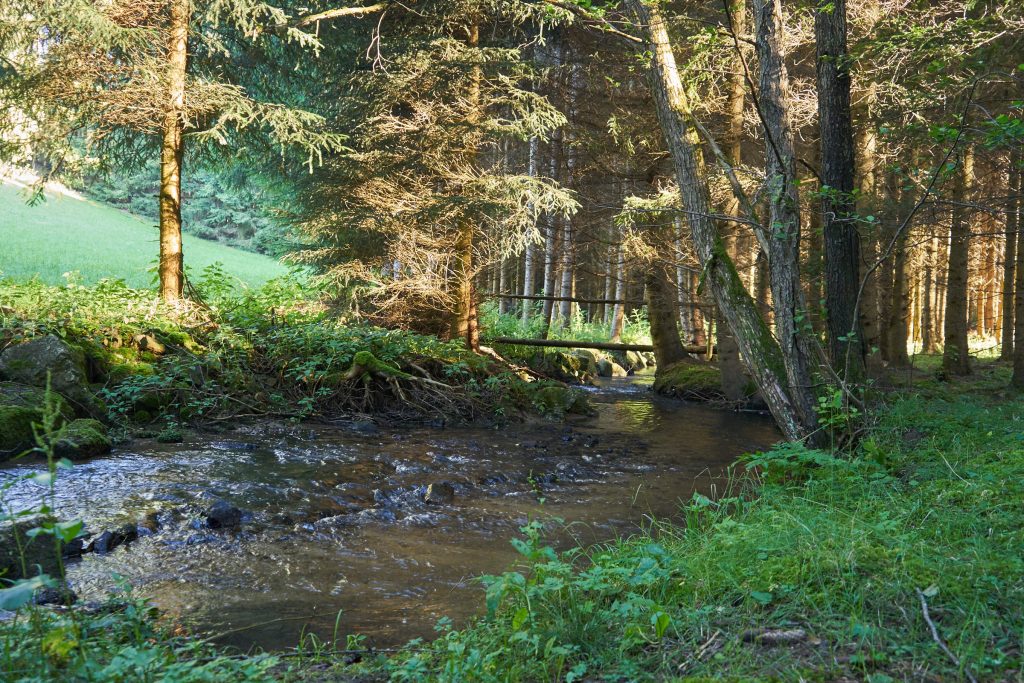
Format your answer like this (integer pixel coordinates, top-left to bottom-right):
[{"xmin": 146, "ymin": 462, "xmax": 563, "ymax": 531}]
[{"xmin": 488, "ymin": 337, "xmax": 711, "ymax": 355}]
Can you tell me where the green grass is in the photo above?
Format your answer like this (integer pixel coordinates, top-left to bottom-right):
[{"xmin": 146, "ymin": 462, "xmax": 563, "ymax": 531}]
[
  {"xmin": 0, "ymin": 183, "xmax": 286, "ymax": 288},
  {"xmin": 353, "ymin": 364, "xmax": 1024, "ymax": 681}
]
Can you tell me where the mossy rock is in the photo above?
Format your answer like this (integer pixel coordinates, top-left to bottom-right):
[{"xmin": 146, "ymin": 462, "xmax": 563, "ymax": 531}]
[
  {"xmin": 53, "ymin": 419, "xmax": 112, "ymax": 460},
  {"xmin": 531, "ymin": 384, "xmax": 593, "ymax": 417},
  {"xmin": 0, "ymin": 405, "xmax": 41, "ymax": 459},
  {"xmin": 0, "ymin": 382, "xmax": 74, "ymax": 421},
  {"xmin": 653, "ymin": 361, "xmax": 725, "ymax": 402}
]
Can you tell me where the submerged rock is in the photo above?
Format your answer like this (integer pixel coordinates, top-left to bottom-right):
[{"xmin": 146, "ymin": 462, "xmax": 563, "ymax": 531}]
[
  {"xmin": 34, "ymin": 585, "xmax": 78, "ymax": 607},
  {"xmin": 351, "ymin": 420, "xmax": 379, "ymax": 434},
  {"xmin": 424, "ymin": 482, "xmax": 455, "ymax": 505},
  {"xmin": 87, "ymin": 524, "xmax": 138, "ymax": 554},
  {"xmin": 205, "ymin": 500, "xmax": 244, "ymax": 529},
  {"xmin": 530, "ymin": 385, "xmax": 593, "ymax": 417}
]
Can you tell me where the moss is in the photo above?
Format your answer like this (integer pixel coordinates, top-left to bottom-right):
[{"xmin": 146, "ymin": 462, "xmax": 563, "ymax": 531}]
[
  {"xmin": 53, "ymin": 419, "xmax": 112, "ymax": 459},
  {"xmin": 653, "ymin": 361, "xmax": 724, "ymax": 401},
  {"xmin": 530, "ymin": 384, "xmax": 593, "ymax": 417},
  {"xmin": 0, "ymin": 405, "xmax": 40, "ymax": 459},
  {"xmin": 349, "ymin": 351, "xmax": 413, "ymax": 379}
]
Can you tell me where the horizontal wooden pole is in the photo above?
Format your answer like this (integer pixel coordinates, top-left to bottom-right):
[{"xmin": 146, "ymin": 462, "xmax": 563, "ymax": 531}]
[
  {"xmin": 487, "ymin": 337, "xmax": 712, "ymax": 355},
  {"xmin": 481, "ymin": 293, "xmax": 705, "ymax": 308},
  {"xmin": 488, "ymin": 337, "xmax": 654, "ymax": 352}
]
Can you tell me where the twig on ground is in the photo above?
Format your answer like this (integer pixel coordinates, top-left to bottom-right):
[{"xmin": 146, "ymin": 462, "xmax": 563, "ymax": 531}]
[{"xmin": 915, "ymin": 588, "xmax": 977, "ymax": 683}]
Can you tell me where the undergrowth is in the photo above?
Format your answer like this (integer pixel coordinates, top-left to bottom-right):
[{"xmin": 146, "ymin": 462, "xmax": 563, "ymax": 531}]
[{"xmin": 0, "ymin": 275, "xmax": 556, "ymax": 426}]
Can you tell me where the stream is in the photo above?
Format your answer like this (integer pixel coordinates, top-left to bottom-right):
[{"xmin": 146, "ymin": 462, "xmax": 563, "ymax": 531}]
[{"xmin": 0, "ymin": 374, "xmax": 779, "ymax": 651}]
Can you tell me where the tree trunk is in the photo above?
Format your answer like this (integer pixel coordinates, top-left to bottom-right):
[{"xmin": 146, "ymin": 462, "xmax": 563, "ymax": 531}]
[
  {"xmin": 158, "ymin": 0, "xmax": 189, "ymax": 303},
  {"xmin": 450, "ymin": 21, "xmax": 482, "ymax": 349},
  {"xmin": 1003, "ymin": 153, "xmax": 1021, "ymax": 359},
  {"xmin": 815, "ymin": 0, "xmax": 863, "ymax": 380},
  {"xmin": 645, "ymin": 264, "xmax": 688, "ymax": 367},
  {"xmin": 717, "ymin": 0, "xmax": 750, "ymax": 401},
  {"xmin": 628, "ymin": 0, "xmax": 816, "ymax": 443},
  {"xmin": 752, "ymin": 0, "xmax": 822, "ymax": 438},
  {"xmin": 609, "ymin": 238, "xmax": 627, "ymax": 341},
  {"xmin": 886, "ymin": 162, "xmax": 914, "ymax": 366},
  {"xmin": 943, "ymin": 147, "xmax": 973, "ymax": 375},
  {"xmin": 1012, "ymin": 158, "xmax": 1024, "ymax": 385},
  {"xmin": 521, "ymin": 136, "xmax": 540, "ymax": 323}
]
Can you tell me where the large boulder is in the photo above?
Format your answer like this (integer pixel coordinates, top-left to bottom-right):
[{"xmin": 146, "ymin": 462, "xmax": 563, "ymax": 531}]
[
  {"xmin": 597, "ymin": 358, "xmax": 629, "ymax": 378},
  {"xmin": 54, "ymin": 419, "xmax": 112, "ymax": 460},
  {"xmin": 0, "ymin": 335, "xmax": 94, "ymax": 411},
  {"xmin": 0, "ymin": 382, "xmax": 74, "ymax": 421},
  {"xmin": 0, "ymin": 405, "xmax": 40, "ymax": 459},
  {"xmin": 624, "ymin": 350, "xmax": 647, "ymax": 371},
  {"xmin": 571, "ymin": 350, "xmax": 600, "ymax": 377}
]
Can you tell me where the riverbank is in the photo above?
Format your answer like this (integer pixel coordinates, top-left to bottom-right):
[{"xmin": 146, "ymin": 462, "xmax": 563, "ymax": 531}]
[
  {"xmin": 0, "ymin": 278, "xmax": 591, "ymax": 461},
  {"xmin": 334, "ymin": 361, "xmax": 1021, "ymax": 681}
]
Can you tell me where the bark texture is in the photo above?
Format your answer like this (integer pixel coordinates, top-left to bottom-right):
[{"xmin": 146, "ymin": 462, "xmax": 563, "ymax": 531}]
[
  {"xmin": 158, "ymin": 0, "xmax": 189, "ymax": 303},
  {"xmin": 815, "ymin": 0, "xmax": 863, "ymax": 379},
  {"xmin": 943, "ymin": 148, "xmax": 973, "ymax": 375}
]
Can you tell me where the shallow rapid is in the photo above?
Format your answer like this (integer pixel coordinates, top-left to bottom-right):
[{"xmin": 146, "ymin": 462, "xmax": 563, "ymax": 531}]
[{"xmin": 0, "ymin": 374, "xmax": 778, "ymax": 650}]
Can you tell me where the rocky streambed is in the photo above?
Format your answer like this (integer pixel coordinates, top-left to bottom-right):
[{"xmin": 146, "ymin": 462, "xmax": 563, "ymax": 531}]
[{"xmin": 0, "ymin": 374, "xmax": 778, "ymax": 651}]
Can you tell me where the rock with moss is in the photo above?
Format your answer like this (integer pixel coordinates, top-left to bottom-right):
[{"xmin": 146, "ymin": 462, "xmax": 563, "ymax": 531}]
[
  {"xmin": 53, "ymin": 419, "xmax": 112, "ymax": 460},
  {"xmin": 653, "ymin": 361, "xmax": 725, "ymax": 402},
  {"xmin": 0, "ymin": 382, "xmax": 74, "ymax": 421},
  {"xmin": 596, "ymin": 358, "xmax": 628, "ymax": 378},
  {"xmin": 531, "ymin": 384, "xmax": 593, "ymax": 417},
  {"xmin": 0, "ymin": 405, "xmax": 41, "ymax": 459},
  {"xmin": 0, "ymin": 335, "xmax": 97, "ymax": 412}
]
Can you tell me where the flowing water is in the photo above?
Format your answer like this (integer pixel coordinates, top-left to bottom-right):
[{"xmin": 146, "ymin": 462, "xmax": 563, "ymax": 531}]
[{"xmin": 0, "ymin": 374, "xmax": 779, "ymax": 651}]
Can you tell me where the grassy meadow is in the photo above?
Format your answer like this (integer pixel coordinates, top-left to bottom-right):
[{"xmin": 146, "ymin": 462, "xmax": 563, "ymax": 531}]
[{"xmin": 0, "ymin": 182, "xmax": 287, "ymax": 289}]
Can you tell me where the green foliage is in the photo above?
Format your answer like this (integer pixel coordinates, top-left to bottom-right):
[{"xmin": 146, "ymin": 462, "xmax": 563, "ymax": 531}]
[
  {"xmin": 0, "ymin": 276, "xmax": 539, "ymax": 426},
  {"xmin": 0, "ymin": 184, "xmax": 287, "ymax": 289},
  {"xmin": 354, "ymin": 384, "xmax": 1024, "ymax": 681},
  {"xmin": 482, "ymin": 303, "xmax": 652, "ymax": 347}
]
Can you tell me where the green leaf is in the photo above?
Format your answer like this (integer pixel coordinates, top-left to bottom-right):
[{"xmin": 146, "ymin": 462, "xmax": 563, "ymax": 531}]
[
  {"xmin": 651, "ymin": 611, "xmax": 671, "ymax": 639},
  {"xmin": 512, "ymin": 606, "xmax": 529, "ymax": 630},
  {"xmin": 0, "ymin": 575, "xmax": 52, "ymax": 610},
  {"xmin": 750, "ymin": 591, "xmax": 773, "ymax": 605}
]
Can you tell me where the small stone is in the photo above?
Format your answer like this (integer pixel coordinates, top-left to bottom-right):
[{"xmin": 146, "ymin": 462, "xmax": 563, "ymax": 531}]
[
  {"xmin": 424, "ymin": 482, "xmax": 455, "ymax": 505},
  {"xmin": 132, "ymin": 333, "xmax": 166, "ymax": 355},
  {"xmin": 86, "ymin": 524, "xmax": 137, "ymax": 554}
]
